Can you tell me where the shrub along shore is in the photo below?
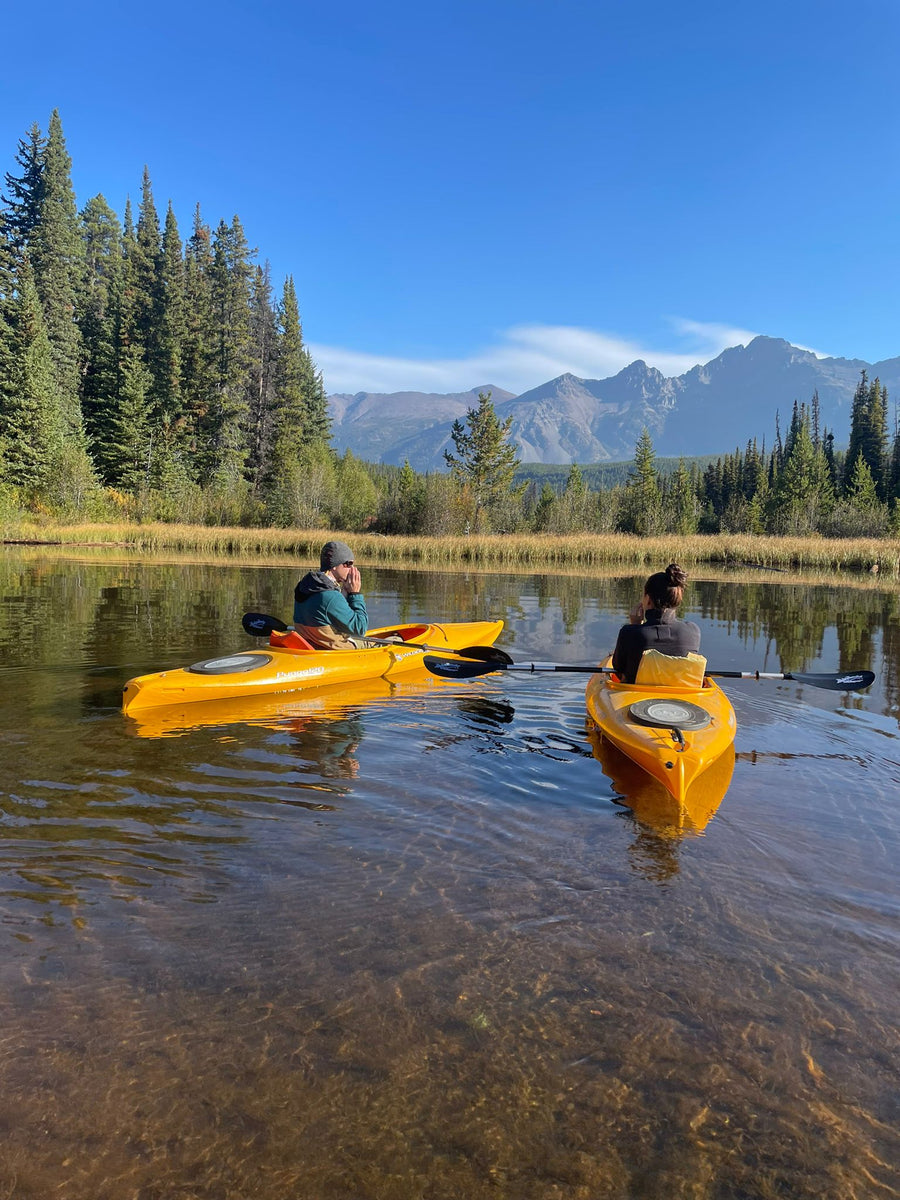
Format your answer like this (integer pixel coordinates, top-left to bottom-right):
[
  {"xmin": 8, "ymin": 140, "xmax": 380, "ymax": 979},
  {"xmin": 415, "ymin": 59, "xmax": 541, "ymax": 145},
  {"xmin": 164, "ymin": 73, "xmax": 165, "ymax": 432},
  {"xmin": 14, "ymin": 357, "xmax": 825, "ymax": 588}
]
[{"xmin": 2, "ymin": 522, "xmax": 897, "ymax": 576}]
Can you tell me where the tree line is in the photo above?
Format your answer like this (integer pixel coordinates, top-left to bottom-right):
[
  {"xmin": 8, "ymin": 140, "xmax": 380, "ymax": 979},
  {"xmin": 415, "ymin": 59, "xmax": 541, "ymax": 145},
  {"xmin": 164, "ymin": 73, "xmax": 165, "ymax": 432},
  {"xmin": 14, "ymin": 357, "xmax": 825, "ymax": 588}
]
[
  {"xmin": 0, "ymin": 111, "xmax": 332, "ymax": 526},
  {"xmin": 2, "ymin": 111, "xmax": 899, "ymax": 539},
  {"xmin": 373, "ymin": 377, "xmax": 900, "ymax": 539}
]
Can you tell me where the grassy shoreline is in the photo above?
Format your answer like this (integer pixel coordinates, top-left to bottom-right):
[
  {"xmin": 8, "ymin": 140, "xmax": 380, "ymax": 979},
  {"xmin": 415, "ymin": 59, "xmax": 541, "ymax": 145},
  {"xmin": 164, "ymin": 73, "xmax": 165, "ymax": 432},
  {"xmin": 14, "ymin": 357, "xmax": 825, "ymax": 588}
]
[{"xmin": 1, "ymin": 520, "xmax": 897, "ymax": 575}]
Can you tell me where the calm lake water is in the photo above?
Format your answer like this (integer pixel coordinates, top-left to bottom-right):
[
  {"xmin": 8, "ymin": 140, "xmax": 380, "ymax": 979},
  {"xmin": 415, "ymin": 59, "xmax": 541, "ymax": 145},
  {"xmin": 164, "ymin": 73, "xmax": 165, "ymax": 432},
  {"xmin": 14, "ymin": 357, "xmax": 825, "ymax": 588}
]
[{"xmin": 0, "ymin": 548, "xmax": 898, "ymax": 1199}]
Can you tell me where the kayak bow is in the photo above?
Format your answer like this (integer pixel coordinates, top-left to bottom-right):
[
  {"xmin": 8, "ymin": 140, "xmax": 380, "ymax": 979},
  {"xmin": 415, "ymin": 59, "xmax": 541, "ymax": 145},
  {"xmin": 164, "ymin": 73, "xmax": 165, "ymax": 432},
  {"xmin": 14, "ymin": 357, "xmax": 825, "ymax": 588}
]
[{"xmin": 585, "ymin": 663, "xmax": 737, "ymax": 804}]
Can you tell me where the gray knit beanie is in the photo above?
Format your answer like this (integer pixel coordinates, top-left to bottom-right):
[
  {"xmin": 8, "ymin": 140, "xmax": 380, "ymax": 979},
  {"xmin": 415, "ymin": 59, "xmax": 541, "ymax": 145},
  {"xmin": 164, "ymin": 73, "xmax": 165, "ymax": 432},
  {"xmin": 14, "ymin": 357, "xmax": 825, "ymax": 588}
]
[{"xmin": 320, "ymin": 540, "xmax": 355, "ymax": 570}]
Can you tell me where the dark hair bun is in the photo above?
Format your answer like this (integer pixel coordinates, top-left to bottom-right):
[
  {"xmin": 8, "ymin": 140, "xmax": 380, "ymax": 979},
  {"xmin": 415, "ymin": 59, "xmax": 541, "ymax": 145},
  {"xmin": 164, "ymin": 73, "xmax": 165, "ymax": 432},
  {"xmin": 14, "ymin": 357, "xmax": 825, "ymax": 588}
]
[{"xmin": 665, "ymin": 563, "xmax": 687, "ymax": 588}]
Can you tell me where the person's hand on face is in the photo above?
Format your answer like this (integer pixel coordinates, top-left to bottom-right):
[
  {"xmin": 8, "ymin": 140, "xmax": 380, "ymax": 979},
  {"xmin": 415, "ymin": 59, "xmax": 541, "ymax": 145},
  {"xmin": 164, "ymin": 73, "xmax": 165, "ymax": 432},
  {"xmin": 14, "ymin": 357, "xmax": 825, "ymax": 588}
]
[{"xmin": 341, "ymin": 563, "xmax": 361, "ymax": 595}]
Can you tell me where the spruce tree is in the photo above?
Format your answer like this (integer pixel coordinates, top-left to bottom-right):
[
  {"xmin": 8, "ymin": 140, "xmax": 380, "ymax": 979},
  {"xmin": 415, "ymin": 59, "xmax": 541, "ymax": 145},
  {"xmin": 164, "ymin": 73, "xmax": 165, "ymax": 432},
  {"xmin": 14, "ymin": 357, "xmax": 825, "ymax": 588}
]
[
  {"xmin": 620, "ymin": 428, "xmax": 662, "ymax": 535},
  {"xmin": 444, "ymin": 390, "xmax": 521, "ymax": 529},
  {"xmin": 272, "ymin": 275, "xmax": 306, "ymax": 434},
  {"xmin": 131, "ymin": 166, "xmax": 163, "ymax": 409},
  {"xmin": 156, "ymin": 202, "xmax": 184, "ymax": 424},
  {"xmin": 555, "ymin": 461, "xmax": 596, "ymax": 532},
  {"xmin": 668, "ymin": 458, "xmax": 698, "ymax": 535},
  {"xmin": 532, "ymin": 481, "xmax": 556, "ymax": 531},
  {"xmin": 771, "ymin": 405, "xmax": 833, "ymax": 533},
  {"xmin": 298, "ymin": 346, "xmax": 331, "ymax": 445},
  {"xmin": 2, "ymin": 123, "xmax": 45, "ymax": 250},
  {"xmin": 29, "ymin": 110, "xmax": 84, "ymax": 435},
  {"xmin": 180, "ymin": 204, "xmax": 216, "ymax": 476},
  {"xmin": 869, "ymin": 378, "xmax": 889, "ymax": 496},
  {"xmin": 115, "ymin": 338, "xmax": 154, "ymax": 493},
  {"xmin": 845, "ymin": 371, "xmax": 888, "ymax": 497},
  {"xmin": 245, "ymin": 263, "xmax": 278, "ymax": 489},
  {"xmin": 889, "ymin": 409, "xmax": 900, "ymax": 504},
  {"xmin": 264, "ymin": 274, "xmax": 332, "ymax": 510},
  {"xmin": 98, "ymin": 198, "xmax": 154, "ymax": 488},
  {"xmin": 0, "ymin": 254, "xmax": 65, "ymax": 487},
  {"xmin": 79, "ymin": 194, "xmax": 122, "ymax": 469},
  {"xmin": 845, "ymin": 371, "xmax": 869, "ymax": 487},
  {"xmin": 845, "ymin": 455, "xmax": 880, "ymax": 509},
  {"xmin": 200, "ymin": 215, "xmax": 253, "ymax": 491},
  {"xmin": 0, "ymin": 221, "xmax": 18, "ymax": 463},
  {"xmin": 396, "ymin": 457, "xmax": 425, "ymax": 532},
  {"xmin": 565, "ymin": 462, "xmax": 585, "ymax": 495}
]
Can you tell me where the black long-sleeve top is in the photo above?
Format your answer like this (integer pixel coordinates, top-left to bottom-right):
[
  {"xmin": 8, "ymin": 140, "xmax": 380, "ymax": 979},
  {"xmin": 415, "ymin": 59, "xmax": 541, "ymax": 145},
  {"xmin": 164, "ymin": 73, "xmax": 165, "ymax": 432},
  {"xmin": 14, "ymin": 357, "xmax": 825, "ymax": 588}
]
[{"xmin": 611, "ymin": 608, "xmax": 702, "ymax": 684}]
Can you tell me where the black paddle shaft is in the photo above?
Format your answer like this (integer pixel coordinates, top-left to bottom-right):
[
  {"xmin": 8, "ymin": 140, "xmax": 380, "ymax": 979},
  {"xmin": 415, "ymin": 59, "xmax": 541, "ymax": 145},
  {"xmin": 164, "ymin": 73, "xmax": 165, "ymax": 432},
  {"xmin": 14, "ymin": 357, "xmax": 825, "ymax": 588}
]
[{"xmin": 422, "ymin": 656, "xmax": 875, "ymax": 691}]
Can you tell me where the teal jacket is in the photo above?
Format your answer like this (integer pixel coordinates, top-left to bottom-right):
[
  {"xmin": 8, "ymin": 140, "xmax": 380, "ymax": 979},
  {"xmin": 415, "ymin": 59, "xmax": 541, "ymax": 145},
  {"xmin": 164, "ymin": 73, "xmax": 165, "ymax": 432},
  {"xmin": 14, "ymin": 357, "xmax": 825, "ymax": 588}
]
[{"xmin": 293, "ymin": 570, "xmax": 368, "ymax": 637}]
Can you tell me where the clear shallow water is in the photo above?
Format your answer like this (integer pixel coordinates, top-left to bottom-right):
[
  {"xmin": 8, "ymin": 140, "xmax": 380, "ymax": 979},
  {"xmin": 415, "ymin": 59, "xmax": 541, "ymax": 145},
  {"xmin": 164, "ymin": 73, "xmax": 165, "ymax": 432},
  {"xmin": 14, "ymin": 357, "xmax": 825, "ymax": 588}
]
[{"xmin": 0, "ymin": 550, "xmax": 898, "ymax": 1198}]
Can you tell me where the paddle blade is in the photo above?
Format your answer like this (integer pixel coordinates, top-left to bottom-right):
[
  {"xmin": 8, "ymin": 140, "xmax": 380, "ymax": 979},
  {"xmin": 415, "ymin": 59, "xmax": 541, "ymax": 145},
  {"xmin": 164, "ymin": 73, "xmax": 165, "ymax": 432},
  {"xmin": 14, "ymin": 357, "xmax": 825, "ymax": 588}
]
[
  {"xmin": 423, "ymin": 655, "xmax": 503, "ymax": 679},
  {"xmin": 456, "ymin": 645, "xmax": 514, "ymax": 665},
  {"xmin": 791, "ymin": 669, "xmax": 875, "ymax": 691},
  {"xmin": 242, "ymin": 612, "xmax": 289, "ymax": 636}
]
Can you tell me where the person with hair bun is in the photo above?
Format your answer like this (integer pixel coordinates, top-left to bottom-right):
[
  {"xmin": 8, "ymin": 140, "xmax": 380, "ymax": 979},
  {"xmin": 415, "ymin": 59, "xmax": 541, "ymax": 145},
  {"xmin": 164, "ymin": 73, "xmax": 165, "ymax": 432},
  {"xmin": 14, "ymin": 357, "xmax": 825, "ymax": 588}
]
[{"xmin": 611, "ymin": 563, "xmax": 701, "ymax": 684}]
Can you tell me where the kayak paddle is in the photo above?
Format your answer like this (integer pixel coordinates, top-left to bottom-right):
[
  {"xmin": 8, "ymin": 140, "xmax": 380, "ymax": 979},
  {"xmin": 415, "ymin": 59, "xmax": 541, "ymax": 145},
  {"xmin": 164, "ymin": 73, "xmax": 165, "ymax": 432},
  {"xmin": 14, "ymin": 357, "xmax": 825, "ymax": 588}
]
[
  {"xmin": 423, "ymin": 655, "xmax": 876, "ymax": 692},
  {"xmin": 241, "ymin": 612, "xmax": 513, "ymax": 664}
]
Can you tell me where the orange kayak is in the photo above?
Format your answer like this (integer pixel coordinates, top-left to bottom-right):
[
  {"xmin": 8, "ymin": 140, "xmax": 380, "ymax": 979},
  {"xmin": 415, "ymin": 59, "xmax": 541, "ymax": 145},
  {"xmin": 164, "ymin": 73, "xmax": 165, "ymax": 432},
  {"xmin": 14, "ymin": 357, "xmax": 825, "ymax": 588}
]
[{"xmin": 585, "ymin": 662, "xmax": 736, "ymax": 804}]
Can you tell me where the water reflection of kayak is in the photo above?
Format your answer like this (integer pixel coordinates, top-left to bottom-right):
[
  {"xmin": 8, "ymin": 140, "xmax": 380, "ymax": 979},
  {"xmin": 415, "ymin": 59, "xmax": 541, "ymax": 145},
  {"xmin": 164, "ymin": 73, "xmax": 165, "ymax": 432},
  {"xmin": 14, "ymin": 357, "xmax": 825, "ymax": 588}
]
[
  {"xmin": 123, "ymin": 674, "xmax": 436, "ymax": 739},
  {"xmin": 122, "ymin": 620, "xmax": 503, "ymax": 714},
  {"xmin": 588, "ymin": 727, "xmax": 735, "ymax": 834},
  {"xmin": 585, "ymin": 661, "xmax": 737, "ymax": 807}
]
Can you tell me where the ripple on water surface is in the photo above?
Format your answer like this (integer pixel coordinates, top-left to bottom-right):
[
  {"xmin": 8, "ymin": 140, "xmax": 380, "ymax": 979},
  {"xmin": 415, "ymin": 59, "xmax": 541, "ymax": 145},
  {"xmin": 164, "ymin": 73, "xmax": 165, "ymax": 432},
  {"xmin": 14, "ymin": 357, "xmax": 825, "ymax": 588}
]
[{"xmin": 0, "ymin": 561, "xmax": 897, "ymax": 1198}]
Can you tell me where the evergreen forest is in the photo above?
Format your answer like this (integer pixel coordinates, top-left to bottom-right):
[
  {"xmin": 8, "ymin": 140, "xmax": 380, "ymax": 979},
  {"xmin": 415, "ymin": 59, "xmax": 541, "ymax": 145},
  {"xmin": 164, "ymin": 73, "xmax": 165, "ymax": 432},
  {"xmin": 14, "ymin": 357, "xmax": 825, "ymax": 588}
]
[{"xmin": 2, "ymin": 111, "xmax": 900, "ymax": 542}]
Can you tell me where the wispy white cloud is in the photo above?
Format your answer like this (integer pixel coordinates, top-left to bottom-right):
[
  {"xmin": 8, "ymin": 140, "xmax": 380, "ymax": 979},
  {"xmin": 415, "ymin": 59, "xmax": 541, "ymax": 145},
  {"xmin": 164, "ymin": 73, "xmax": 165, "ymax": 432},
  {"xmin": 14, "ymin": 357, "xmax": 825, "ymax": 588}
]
[
  {"xmin": 312, "ymin": 318, "xmax": 762, "ymax": 396},
  {"xmin": 666, "ymin": 318, "xmax": 761, "ymax": 359}
]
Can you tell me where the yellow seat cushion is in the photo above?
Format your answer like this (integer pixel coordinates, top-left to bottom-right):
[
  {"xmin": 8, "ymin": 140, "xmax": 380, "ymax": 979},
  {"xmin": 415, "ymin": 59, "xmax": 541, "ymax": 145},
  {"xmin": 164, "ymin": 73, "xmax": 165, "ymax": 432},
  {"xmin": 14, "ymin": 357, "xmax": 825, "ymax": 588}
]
[{"xmin": 635, "ymin": 649, "xmax": 707, "ymax": 688}]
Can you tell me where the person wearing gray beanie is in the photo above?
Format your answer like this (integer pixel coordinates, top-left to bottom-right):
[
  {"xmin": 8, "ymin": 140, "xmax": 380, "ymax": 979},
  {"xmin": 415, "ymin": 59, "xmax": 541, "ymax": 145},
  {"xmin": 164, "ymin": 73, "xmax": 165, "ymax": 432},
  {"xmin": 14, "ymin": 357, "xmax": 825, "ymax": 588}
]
[
  {"xmin": 320, "ymin": 540, "xmax": 355, "ymax": 571},
  {"xmin": 293, "ymin": 541, "xmax": 372, "ymax": 649}
]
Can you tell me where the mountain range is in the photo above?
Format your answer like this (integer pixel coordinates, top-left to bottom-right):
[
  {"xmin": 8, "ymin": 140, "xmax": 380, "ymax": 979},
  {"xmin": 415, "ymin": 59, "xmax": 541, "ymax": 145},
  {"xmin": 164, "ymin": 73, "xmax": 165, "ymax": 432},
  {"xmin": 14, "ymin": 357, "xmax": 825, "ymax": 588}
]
[{"xmin": 328, "ymin": 336, "xmax": 900, "ymax": 468}]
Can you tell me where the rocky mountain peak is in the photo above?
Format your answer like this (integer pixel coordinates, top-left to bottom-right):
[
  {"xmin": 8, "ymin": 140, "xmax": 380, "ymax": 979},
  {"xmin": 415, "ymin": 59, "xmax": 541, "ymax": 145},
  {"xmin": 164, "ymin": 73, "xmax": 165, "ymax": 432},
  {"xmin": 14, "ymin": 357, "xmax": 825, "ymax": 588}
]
[{"xmin": 328, "ymin": 337, "xmax": 892, "ymax": 468}]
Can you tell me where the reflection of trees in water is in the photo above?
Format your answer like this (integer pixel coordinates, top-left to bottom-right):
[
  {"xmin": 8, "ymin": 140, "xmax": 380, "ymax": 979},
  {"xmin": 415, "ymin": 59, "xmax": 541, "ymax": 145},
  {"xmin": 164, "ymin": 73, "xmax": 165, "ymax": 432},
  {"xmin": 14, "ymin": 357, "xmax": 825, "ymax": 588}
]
[
  {"xmin": 388, "ymin": 569, "xmax": 651, "ymax": 644},
  {"xmin": 882, "ymin": 613, "xmax": 900, "ymax": 713},
  {"xmin": 694, "ymin": 579, "xmax": 898, "ymax": 707},
  {"xmin": 534, "ymin": 574, "xmax": 593, "ymax": 635},
  {"xmin": 1, "ymin": 554, "xmax": 898, "ymax": 717},
  {"xmin": 384, "ymin": 568, "xmax": 530, "ymax": 633}
]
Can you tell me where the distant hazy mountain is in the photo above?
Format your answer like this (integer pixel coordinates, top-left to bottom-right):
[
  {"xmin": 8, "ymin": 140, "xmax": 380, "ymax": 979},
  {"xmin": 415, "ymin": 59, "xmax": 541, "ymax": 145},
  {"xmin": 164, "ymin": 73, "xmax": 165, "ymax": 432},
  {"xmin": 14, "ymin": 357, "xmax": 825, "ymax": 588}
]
[
  {"xmin": 328, "ymin": 385, "xmax": 516, "ymax": 466},
  {"xmin": 328, "ymin": 337, "xmax": 900, "ymax": 468}
]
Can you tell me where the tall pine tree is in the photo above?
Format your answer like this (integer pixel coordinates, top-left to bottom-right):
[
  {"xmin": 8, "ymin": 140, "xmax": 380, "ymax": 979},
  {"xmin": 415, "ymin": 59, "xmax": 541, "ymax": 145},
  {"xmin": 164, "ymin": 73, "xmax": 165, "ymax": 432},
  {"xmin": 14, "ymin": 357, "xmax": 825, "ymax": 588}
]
[
  {"xmin": 200, "ymin": 215, "xmax": 253, "ymax": 491},
  {"xmin": 620, "ymin": 428, "xmax": 663, "ymax": 535},
  {"xmin": 156, "ymin": 201, "xmax": 184, "ymax": 424},
  {"xmin": 245, "ymin": 262, "xmax": 278, "ymax": 489},
  {"xmin": 29, "ymin": 110, "xmax": 84, "ymax": 435},
  {"xmin": 0, "ymin": 253, "xmax": 66, "ymax": 487},
  {"xmin": 79, "ymin": 194, "xmax": 122, "ymax": 472},
  {"xmin": 444, "ymin": 390, "xmax": 522, "ymax": 530},
  {"xmin": 2, "ymin": 124, "xmax": 45, "ymax": 251},
  {"xmin": 180, "ymin": 204, "xmax": 216, "ymax": 477}
]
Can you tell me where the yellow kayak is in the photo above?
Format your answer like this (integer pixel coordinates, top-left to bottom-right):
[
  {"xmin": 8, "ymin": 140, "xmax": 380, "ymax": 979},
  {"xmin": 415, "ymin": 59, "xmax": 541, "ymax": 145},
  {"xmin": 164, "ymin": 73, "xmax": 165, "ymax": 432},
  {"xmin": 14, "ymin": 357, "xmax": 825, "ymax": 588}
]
[
  {"xmin": 125, "ymin": 673, "xmax": 459, "ymax": 739},
  {"xmin": 585, "ymin": 661, "xmax": 736, "ymax": 804},
  {"xmin": 123, "ymin": 619, "xmax": 503, "ymax": 714}
]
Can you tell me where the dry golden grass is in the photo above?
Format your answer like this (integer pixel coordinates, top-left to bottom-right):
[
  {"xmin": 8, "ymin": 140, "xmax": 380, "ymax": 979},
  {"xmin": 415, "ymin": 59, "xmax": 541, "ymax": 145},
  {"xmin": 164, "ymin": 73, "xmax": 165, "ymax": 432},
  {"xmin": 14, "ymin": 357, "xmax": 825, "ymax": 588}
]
[{"xmin": 2, "ymin": 520, "xmax": 898, "ymax": 575}]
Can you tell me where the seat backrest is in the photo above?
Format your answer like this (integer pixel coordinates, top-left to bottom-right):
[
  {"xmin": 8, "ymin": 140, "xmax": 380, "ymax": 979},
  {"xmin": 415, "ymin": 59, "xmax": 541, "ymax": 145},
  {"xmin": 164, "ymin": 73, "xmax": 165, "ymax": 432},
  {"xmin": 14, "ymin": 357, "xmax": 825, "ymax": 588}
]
[
  {"xmin": 269, "ymin": 628, "xmax": 317, "ymax": 652},
  {"xmin": 634, "ymin": 649, "xmax": 707, "ymax": 688}
]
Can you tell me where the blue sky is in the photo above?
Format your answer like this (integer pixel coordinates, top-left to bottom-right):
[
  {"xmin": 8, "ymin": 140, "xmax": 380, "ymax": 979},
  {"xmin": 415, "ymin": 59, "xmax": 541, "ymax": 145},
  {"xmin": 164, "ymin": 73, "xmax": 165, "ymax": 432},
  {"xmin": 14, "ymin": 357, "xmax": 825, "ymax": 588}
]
[{"xmin": 3, "ymin": 0, "xmax": 899, "ymax": 395}]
